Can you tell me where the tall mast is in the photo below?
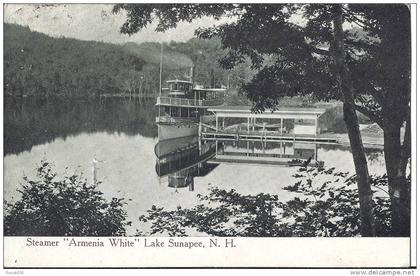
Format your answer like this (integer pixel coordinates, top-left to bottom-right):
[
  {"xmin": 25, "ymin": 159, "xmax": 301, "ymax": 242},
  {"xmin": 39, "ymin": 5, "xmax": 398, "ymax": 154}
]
[
  {"xmin": 159, "ymin": 42, "xmax": 163, "ymax": 96},
  {"xmin": 157, "ymin": 42, "xmax": 163, "ymax": 180}
]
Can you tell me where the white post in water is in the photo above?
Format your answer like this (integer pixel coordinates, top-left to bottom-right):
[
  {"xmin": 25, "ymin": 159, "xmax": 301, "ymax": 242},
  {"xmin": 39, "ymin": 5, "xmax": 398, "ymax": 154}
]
[
  {"xmin": 92, "ymin": 158, "xmax": 98, "ymax": 184},
  {"xmin": 92, "ymin": 158, "xmax": 104, "ymax": 184}
]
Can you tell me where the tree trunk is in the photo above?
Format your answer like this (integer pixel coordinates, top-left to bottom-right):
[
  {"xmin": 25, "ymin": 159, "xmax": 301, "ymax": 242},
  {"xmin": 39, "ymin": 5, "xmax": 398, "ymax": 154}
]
[
  {"xmin": 331, "ymin": 4, "xmax": 375, "ymax": 236},
  {"xmin": 401, "ymin": 114, "xmax": 411, "ymax": 175},
  {"xmin": 383, "ymin": 117, "xmax": 410, "ymax": 236}
]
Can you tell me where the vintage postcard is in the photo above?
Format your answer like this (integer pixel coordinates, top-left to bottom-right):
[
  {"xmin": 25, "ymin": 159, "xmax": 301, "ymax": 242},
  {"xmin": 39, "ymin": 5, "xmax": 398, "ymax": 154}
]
[{"xmin": 2, "ymin": 2, "xmax": 416, "ymax": 270}]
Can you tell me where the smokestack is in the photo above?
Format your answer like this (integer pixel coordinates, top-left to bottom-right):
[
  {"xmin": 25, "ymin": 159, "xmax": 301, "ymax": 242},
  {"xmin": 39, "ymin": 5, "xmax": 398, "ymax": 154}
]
[{"xmin": 190, "ymin": 66, "xmax": 194, "ymax": 86}]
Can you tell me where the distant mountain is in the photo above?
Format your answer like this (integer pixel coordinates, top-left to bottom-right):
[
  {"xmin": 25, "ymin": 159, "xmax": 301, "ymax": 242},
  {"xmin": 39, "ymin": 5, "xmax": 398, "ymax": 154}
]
[
  {"xmin": 4, "ymin": 24, "xmax": 138, "ymax": 96},
  {"xmin": 4, "ymin": 24, "xmax": 193, "ymax": 97},
  {"xmin": 4, "ymin": 23, "xmax": 253, "ymax": 97}
]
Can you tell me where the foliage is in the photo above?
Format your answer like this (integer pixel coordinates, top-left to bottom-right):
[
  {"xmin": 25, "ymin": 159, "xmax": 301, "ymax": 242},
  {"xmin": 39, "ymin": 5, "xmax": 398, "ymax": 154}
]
[
  {"xmin": 4, "ymin": 161, "xmax": 131, "ymax": 236},
  {"xmin": 4, "ymin": 23, "xmax": 253, "ymax": 97},
  {"xmin": 347, "ymin": 5, "xmax": 411, "ymax": 128},
  {"xmin": 4, "ymin": 23, "xmax": 202, "ymax": 98},
  {"xmin": 168, "ymin": 38, "xmax": 255, "ymax": 88},
  {"xmin": 4, "ymin": 24, "xmax": 143, "ymax": 97},
  {"xmin": 113, "ymin": 4, "xmax": 233, "ymax": 34},
  {"xmin": 137, "ymin": 188, "xmax": 285, "ymax": 237},
  {"xmin": 283, "ymin": 166, "xmax": 391, "ymax": 237},
  {"xmin": 123, "ymin": 41, "xmax": 193, "ymax": 70},
  {"xmin": 113, "ymin": 3, "xmax": 410, "ymax": 132},
  {"xmin": 318, "ymin": 105, "xmax": 372, "ymax": 134},
  {"xmin": 114, "ymin": 3, "xmax": 411, "ymax": 236},
  {"xmin": 136, "ymin": 166, "xmax": 392, "ymax": 237}
]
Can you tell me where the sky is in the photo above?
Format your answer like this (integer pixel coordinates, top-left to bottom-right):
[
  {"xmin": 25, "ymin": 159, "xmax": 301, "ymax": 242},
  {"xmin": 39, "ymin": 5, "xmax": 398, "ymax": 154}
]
[
  {"xmin": 4, "ymin": 4, "xmax": 354, "ymax": 45},
  {"xmin": 4, "ymin": 4, "xmax": 222, "ymax": 44}
]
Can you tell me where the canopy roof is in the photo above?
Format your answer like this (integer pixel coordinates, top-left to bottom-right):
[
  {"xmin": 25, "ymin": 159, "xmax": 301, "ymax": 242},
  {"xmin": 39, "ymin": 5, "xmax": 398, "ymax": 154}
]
[
  {"xmin": 208, "ymin": 105, "xmax": 326, "ymax": 119},
  {"xmin": 166, "ymin": 79, "xmax": 193, "ymax": 84},
  {"xmin": 209, "ymin": 105, "xmax": 325, "ymax": 114}
]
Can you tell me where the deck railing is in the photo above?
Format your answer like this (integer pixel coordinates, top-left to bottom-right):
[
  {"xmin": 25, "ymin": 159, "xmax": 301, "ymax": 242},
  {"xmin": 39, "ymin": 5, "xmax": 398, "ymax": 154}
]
[
  {"xmin": 156, "ymin": 116, "xmax": 199, "ymax": 124},
  {"xmin": 157, "ymin": 96, "xmax": 223, "ymax": 107},
  {"xmin": 221, "ymin": 151, "xmax": 297, "ymax": 159}
]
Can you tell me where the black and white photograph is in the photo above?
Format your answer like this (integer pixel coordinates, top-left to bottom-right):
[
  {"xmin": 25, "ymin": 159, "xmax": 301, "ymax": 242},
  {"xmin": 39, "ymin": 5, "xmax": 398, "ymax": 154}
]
[{"xmin": 2, "ymin": 2, "xmax": 416, "ymax": 269}]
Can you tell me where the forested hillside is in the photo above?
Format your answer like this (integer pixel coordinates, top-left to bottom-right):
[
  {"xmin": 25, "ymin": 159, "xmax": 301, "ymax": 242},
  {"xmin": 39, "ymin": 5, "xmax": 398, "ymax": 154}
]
[
  {"xmin": 4, "ymin": 24, "xmax": 140, "ymax": 97},
  {"xmin": 4, "ymin": 23, "xmax": 252, "ymax": 97}
]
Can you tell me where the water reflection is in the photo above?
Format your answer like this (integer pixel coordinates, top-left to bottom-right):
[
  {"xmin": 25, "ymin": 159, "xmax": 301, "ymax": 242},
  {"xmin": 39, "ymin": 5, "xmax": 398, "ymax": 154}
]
[
  {"xmin": 4, "ymin": 97, "xmax": 386, "ymax": 235},
  {"xmin": 154, "ymin": 130, "xmax": 385, "ymax": 192},
  {"xmin": 155, "ymin": 136, "xmax": 218, "ymax": 190},
  {"xmin": 154, "ymin": 131, "xmax": 384, "ymax": 192},
  {"xmin": 214, "ymin": 140, "xmax": 323, "ymax": 167},
  {"xmin": 4, "ymin": 97, "xmax": 157, "ymax": 155}
]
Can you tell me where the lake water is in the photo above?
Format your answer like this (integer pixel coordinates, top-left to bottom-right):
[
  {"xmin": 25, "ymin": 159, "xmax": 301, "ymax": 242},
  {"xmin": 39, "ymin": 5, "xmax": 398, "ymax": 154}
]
[{"xmin": 4, "ymin": 97, "xmax": 386, "ymax": 235}]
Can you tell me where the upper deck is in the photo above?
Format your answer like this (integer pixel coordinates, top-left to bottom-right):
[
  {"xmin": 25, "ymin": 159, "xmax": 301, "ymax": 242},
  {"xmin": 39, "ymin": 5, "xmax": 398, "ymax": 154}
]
[
  {"xmin": 156, "ymin": 97, "xmax": 223, "ymax": 108},
  {"xmin": 166, "ymin": 79, "xmax": 193, "ymax": 96},
  {"xmin": 157, "ymin": 79, "xmax": 226, "ymax": 108}
]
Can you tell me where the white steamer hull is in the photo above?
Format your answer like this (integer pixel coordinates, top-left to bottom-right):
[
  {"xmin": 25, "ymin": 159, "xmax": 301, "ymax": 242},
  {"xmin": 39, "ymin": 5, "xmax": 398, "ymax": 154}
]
[{"xmin": 158, "ymin": 124, "xmax": 198, "ymax": 141}]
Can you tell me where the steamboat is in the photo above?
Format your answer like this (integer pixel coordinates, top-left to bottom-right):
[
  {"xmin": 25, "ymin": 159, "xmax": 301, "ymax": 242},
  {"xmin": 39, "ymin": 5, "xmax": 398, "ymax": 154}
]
[{"xmin": 156, "ymin": 78, "xmax": 226, "ymax": 141}]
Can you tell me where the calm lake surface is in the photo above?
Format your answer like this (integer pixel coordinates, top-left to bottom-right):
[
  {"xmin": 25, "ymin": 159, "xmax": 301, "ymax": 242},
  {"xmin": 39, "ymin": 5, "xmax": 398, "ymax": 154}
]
[{"xmin": 4, "ymin": 97, "xmax": 386, "ymax": 235}]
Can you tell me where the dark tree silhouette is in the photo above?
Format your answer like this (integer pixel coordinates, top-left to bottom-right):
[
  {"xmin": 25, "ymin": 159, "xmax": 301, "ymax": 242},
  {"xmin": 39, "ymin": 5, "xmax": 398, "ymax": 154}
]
[
  {"xmin": 4, "ymin": 161, "xmax": 131, "ymax": 236},
  {"xmin": 136, "ymin": 166, "xmax": 392, "ymax": 237}
]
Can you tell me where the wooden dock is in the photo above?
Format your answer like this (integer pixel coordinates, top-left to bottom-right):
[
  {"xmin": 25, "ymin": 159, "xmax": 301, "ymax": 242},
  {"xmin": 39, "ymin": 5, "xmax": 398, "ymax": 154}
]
[
  {"xmin": 207, "ymin": 155, "xmax": 322, "ymax": 167},
  {"xmin": 201, "ymin": 130, "xmax": 339, "ymax": 145},
  {"xmin": 200, "ymin": 129, "xmax": 384, "ymax": 149}
]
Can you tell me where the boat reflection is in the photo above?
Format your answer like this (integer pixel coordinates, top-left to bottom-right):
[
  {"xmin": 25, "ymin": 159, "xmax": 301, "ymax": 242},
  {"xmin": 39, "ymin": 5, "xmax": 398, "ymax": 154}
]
[
  {"xmin": 154, "ymin": 134, "xmax": 324, "ymax": 191},
  {"xmin": 155, "ymin": 136, "xmax": 218, "ymax": 190},
  {"xmin": 211, "ymin": 140, "xmax": 324, "ymax": 167}
]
